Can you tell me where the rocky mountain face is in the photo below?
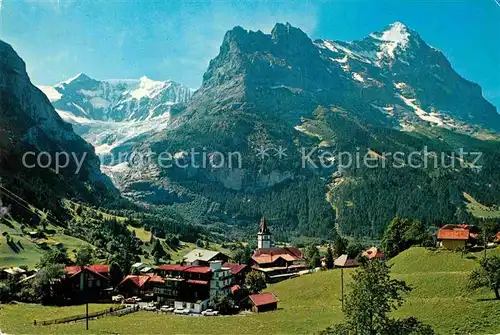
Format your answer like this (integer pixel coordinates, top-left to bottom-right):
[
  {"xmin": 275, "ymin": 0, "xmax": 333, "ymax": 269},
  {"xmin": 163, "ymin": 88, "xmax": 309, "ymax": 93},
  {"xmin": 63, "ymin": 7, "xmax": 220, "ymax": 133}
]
[
  {"xmin": 40, "ymin": 23, "xmax": 500, "ymax": 239},
  {"xmin": 191, "ymin": 22, "xmax": 497, "ymax": 131},
  {"xmin": 0, "ymin": 40, "xmax": 117, "ymax": 221}
]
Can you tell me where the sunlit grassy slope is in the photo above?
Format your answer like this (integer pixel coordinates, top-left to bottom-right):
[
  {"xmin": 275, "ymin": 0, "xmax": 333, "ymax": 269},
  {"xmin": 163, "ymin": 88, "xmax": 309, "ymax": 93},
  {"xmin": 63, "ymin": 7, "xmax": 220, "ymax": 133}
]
[{"xmin": 2, "ymin": 247, "xmax": 499, "ymax": 334}]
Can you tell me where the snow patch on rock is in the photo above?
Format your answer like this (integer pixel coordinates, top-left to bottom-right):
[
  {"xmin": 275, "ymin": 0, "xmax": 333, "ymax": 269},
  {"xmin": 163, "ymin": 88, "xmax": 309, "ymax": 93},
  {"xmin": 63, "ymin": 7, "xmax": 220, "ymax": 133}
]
[
  {"xmin": 398, "ymin": 95, "xmax": 444, "ymax": 125},
  {"xmin": 38, "ymin": 85, "xmax": 62, "ymax": 102},
  {"xmin": 352, "ymin": 72, "xmax": 364, "ymax": 82}
]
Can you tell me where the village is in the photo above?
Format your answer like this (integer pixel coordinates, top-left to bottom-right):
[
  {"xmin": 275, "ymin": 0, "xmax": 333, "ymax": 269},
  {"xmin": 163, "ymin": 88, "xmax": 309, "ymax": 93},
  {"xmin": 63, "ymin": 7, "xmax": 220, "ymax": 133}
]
[{"xmin": 2, "ymin": 217, "xmax": 500, "ymax": 327}]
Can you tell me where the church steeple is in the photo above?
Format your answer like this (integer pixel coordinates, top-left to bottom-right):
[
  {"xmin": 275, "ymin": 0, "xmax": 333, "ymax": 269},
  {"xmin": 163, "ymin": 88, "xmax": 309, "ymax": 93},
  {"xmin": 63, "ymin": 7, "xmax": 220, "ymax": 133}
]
[
  {"xmin": 257, "ymin": 217, "xmax": 272, "ymax": 249},
  {"xmin": 258, "ymin": 217, "xmax": 270, "ymax": 234}
]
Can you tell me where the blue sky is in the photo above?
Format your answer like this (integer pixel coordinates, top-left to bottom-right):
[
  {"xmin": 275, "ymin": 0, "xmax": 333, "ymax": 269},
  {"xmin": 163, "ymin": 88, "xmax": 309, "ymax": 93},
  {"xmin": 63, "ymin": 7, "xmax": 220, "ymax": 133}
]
[{"xmin": 1, "ymin": 0, "xmax": 499, "ymax": 108}]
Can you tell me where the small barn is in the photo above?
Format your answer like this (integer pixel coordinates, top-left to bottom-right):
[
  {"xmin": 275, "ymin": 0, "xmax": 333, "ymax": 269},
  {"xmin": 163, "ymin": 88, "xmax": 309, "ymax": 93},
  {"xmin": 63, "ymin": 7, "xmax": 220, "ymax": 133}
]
[
  {"xmin": 334, "ymin": 254, "xmax": 359, "ymax": 268},
  {"xmin": 248, "ymin": 292, "xmax": 279, "ymax": 313}
]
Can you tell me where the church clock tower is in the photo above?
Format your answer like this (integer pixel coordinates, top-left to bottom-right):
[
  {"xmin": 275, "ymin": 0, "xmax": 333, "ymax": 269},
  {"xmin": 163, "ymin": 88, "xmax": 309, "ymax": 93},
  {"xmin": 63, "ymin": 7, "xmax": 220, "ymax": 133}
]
[{"xmin": 257, "ymin": 217, "xmax": 272, "ymax": 249}]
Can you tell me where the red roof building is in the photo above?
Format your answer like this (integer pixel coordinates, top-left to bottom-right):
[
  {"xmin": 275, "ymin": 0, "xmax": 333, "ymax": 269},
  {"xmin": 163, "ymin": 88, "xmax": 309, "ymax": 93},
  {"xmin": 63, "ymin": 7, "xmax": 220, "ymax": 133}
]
[
  {"xmin": 184, "ymin": 266, "xmax": 211, "ymax": 274},
  {"xmin": 248, "ymin": 292, "xmax": 279, "ymax": 313},
  {"xmin": 223, "ymin": 263, "xmax": 248, "ymax": 275},
  {"xmin": 362, "ymin": 247, "xmax": 385, "ymax": 260},
  {"xmin": 437, "ymin": 224, "xmax": 472, "ymax": 240},
  {"xmin": 64, "ymin": 265, "xmax": 109, "ymax": 280},
  {"xmin": 250, "ymin": 247, "xmax": 308, "ymax": 283},
  {"xmin": 62, "ymin": 265, "xmax": 111, "ymax": 301},
  {"xmin": 223, "ymin": 263, "xmax": 250, "ymax": 285},
  {"xmin": 494, "ymin": 232, "xmax": 500, "ymax": 243},
  {"xmin": 156, "ymin": 264, "xmax": 193, "ymax": 272},
  {"xmin": 251, "ymin": 247, "xmax": 305, "ymax": 266},
  {"xmin": 117, "ymin": 274, "xmax": 165, "ymax": 298},
  {"xmin": 154, "ymin": 262, "xmax": 233, "ymax": 307},
  {"xmin": 437, "ymin": 224, "xmax": 478, "ymax": 250},
  {"xmin": 253, "ymin": 247, "xmax": 303, "ymax": 259}
]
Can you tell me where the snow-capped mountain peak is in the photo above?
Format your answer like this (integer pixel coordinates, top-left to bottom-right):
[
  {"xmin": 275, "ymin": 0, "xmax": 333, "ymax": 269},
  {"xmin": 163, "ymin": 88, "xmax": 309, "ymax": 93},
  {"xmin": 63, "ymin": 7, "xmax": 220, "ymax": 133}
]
[
  {"xmin": 370, "ymin": 22, "xmax": 411, "ymax": 59},
  {"xmin": 61, "ymin": 72, "xmax": 92, "ymax": 85},
  {"xmin": 38, "ymin": 74, "xmax": 193, "ymax": 122},
  {"xmin": 128, "ymin": 76, "xmax": 172, "ymax": 100}
]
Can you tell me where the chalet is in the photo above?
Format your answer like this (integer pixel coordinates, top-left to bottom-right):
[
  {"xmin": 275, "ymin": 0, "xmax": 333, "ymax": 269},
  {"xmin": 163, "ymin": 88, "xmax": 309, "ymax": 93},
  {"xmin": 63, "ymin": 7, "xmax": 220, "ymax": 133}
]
[
  {"xmin": 334, "ymin": 254, "xmax": 359, "ymax": 268},
  {"xmin": 117, "ymin": 274, "xmax": 164, "ymax": 300},
  {"xmin": 437, "ymin": 224, "xmax": 478, "ymax": 250},
  {"xmin": 223, "ymin": 263, "xmax": 250, "ymax": 285},
  {"xmin": 248, "ymin": 292, "xmax": 279, "ymax": 313},
  {"xmin": 362, "ymin": 247, "xmax": 385, "ymax": 260},
  {"xmin": 154, "ymin": 261, "xmax": 232, "ymax": 312},
  {"xmin": 0, "ymin": 266, "xmax": 26, "ymax": 280},
  {"xmin": 183, "ymin": 248, "xmax": 230, "ymax": 266},
  {"xmin": 250, "ymin": 218, "xmax": 308, "ymax": 282},
  {"xmin": 63, "ymin": 265, "xmax": 111, "ymax": 301}
]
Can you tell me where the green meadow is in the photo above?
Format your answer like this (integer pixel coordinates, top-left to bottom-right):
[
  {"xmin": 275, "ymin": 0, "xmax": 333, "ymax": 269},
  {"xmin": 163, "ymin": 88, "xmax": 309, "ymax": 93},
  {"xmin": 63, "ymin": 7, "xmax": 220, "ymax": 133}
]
[{"xmin": 1, "ymin": 247, "xmax": 499, "ymax": 334}]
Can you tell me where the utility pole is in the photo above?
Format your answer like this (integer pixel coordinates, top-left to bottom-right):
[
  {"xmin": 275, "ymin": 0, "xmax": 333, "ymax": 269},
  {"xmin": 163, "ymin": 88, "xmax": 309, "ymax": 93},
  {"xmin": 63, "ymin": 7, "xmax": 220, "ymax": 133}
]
[
  {"xmin": 86, "ymin": 299, "xmax": 89, "ymax": 331},
  {"xmin": 484, "ymin": 226, "xmax": 487, "ymax": 260},
  {"xmin": 82, "ymin": 265, "xmax": 88, "ymax": 331},
  {"xmin": 341, "ymin": 267, "xmax": 344, "ymax": 311}
]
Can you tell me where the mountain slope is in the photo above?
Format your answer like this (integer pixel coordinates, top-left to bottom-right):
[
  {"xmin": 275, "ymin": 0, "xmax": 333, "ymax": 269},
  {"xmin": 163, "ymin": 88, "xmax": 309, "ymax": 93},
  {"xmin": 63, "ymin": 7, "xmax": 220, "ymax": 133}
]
[
  {"xmin": 40, "ymin": 23, "xmax": 500, "ymax": 239},
  {"xmin": 0, "ymin": 40, "xmax": 117, "ymax": 223},
  {"xmin": 314, "ymin": 22, "xmax": 499, "ymax": 130}
]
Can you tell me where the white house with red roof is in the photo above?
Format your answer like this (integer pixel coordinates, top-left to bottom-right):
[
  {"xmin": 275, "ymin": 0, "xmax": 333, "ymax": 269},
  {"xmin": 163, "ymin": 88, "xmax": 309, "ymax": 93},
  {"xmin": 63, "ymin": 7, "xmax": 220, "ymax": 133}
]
[
  {"xmin": 437, "ymin": 224, "xmax": 479, "ymax": 250},
  {"xmin": 153, "ymin": 261, "xmax": 233, "ymax": 312}
]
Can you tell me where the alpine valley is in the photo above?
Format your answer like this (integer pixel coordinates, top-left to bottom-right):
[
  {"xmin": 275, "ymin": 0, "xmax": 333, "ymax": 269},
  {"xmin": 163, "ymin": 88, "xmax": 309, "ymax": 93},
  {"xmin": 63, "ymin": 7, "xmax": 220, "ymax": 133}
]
[{"xmin": 5, "ymin": 22, "xmax": 500, "ymax": 241}]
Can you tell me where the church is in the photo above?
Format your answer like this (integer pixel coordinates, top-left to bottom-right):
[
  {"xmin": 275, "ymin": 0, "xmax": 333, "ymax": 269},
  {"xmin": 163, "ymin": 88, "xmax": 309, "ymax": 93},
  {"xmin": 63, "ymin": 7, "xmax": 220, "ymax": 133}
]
[{"xmin": 250, "ymin": 217, "xmax": 308, "ymax": 283}]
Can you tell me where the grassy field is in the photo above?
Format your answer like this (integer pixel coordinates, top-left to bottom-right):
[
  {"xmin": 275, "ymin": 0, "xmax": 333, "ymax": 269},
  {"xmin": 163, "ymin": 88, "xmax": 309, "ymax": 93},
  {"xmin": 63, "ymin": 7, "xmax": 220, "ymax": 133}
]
[
  {"xmin": 1, "ymin": 247, "xmax": 499, "ymax": 334},
  {"xmin": 390, "ymin": 247, "xmax": 500, "ymax": 335},
  {"xmin": 463, "ymin": 192, "xmax": 500, "ymax": 219},
  {"xmin": 0, "ymin": 200, "xmax": 125, "ymax": 269},
  {"xmin": 0, "ymin": 218, "xmax": 93, "ymax": 269},
  {"xmin": 0, "ymin": 303, "xmax": 116, "ymax": 332},
  {"xmin": 0, "ymin": 269, "xmax": 347, "ymax": 335}
]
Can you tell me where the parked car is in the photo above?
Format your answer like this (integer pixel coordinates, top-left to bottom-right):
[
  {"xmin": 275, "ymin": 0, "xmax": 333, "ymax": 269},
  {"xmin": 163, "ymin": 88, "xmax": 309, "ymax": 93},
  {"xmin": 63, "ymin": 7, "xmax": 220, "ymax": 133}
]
[
  {"xmin": 112, "ymin": 295, "xmax": 124, "ymax": 302},
  {"xmin": 160, "ymin": 306, "xmax": 174, "ymax": 313},
  {"xmin": 124, "ymin": 297, "xmax": 136, "ymax": 304},
  {"xmin": 143, "ymin": 304, "xmax": 157, "ymax": 311},
  {"xmin": 201, "ymin": 309, "xmax": 219, "ymax": 316},
  {"xmin": 174, "ymin": 308, "xmax": 190, "ymax": 315}
]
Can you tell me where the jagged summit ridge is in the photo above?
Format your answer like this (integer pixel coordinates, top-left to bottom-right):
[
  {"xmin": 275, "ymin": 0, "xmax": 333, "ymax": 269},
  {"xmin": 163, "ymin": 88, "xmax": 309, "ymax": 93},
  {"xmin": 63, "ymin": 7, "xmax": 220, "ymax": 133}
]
[
  {"xmin": 38, "ymin": 74, "xmax": 193, "ymax": 122},
  {"xmin": 197, "ymin": 21, "xmax": 498, "ymax": 130}
]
